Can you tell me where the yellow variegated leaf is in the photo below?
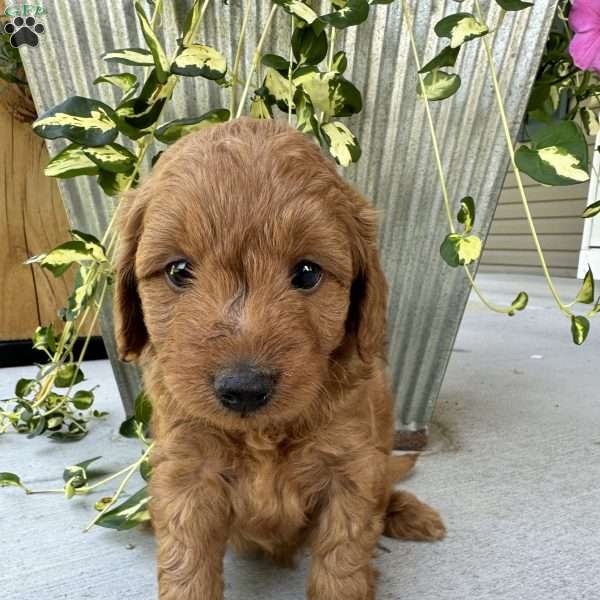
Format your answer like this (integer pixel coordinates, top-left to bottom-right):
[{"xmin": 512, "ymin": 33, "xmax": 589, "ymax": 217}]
[
  {"xmin": 435, "ymin": 13, "xmax": 489, "ymax": 48},
  {"xmin": 44, "ymin": 144, "xmax": 98, "ymax": 179},
  {"xmin": 537, "ymin": 147, "xmax": 590, "ymax": 183},
  {"xmin": 265, "ymin": 68, "xmax": 296, "ymax": 105},
  {"xmin": 273, "ymin": 0, "xmax": 319, "ymax": 23},
  {"xmin": 171, "ymin": 44, "xmax": 227, "ymax": 79},
  {"xmin": 321, "ymin": 121, "xmax": 361, "ymax": 166},
  {"xmin": 154, "ymin": 109, "xmax": 230, "ymax": 144},
  {"xmin": 448, "ymin": 16, "xmax": 488, "ymax": 48},
  {"xmin": 82, "ymin": 143, "xmax": 136, "ymax": 173},
  {"xmin": 102, "ymin": 47, "xmax": 154, "ymax": 66},
  {"xmin": 134, "ymin": 1, "xmax": 170, "ymax": 83},
  {"xmin": 33, "ymin": 96, "xmax": 118, "ymax": 147}
]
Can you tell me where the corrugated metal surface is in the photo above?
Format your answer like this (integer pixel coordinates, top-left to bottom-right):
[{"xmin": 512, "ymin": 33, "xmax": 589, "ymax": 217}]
[{"xmin": 19, "ymin": 0, "xmax": 558, "ymax": 425}]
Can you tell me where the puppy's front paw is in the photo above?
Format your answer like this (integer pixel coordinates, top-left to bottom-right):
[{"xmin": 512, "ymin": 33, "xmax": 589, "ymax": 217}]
[{"xmin": 383, "ymin": 490, "xmax": 446, "ymax": 541}]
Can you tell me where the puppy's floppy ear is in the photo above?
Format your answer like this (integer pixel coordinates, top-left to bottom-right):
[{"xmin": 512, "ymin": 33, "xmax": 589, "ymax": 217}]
[
  {"xmin": 113, "ymin": 188, "xmax": 149, "ymax": 362},
  {"xmin": 345, "ymin": 200, "xmax": 388, "ymax": 366}
]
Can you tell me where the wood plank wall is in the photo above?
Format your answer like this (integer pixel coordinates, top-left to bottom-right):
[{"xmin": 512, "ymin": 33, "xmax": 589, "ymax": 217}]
[{"xmin": 0, "ymin": 101, "xmax": 75, "ymax": 341}]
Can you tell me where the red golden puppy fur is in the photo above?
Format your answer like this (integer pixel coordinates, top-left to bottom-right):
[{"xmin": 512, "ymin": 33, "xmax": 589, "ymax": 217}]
[{"xmin": 114, "ymin": 117, "xmax": 445, "ymax": 600}]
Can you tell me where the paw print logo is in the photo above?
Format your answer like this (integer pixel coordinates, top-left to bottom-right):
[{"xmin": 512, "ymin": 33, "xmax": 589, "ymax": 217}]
[{"xmin": 3, "ymin": 16, "xmax": 45, "ymax": 48}]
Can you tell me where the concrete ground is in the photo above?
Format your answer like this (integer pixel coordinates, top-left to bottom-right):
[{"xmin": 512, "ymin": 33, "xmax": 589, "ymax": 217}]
[{"xmin": 1, "ymin": 273, "xmax": 599, "ymax": 600}]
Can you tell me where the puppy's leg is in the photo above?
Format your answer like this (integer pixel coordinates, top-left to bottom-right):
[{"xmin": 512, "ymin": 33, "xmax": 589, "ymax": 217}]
[
  {"xmin": 307, "ymin": 455, "xmax": 387, "ymax": 600},
  {"xmin": 383, "ymin": 490, "xmax": 446, "ymax": 541},
  {"xmin": 151, "ymin": 456, "xmax": 230, "ymax": 600}
]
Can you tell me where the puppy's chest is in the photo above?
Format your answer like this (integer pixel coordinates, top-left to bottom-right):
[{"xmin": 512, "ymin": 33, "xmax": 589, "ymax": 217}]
[{"xmin": 230, "ymin": 442, "xmax": 321, "ymax": 538}]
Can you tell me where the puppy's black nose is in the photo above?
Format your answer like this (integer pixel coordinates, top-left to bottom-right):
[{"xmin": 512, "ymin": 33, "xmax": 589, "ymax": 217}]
[{"xmin": 214, "ymin": 365, "xmax": 275, "ymax": 413}]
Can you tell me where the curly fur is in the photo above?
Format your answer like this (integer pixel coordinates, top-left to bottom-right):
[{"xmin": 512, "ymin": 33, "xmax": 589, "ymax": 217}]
[{"xmin": 114, "ymin": 117, "xmax": 445, "ymax": 600}]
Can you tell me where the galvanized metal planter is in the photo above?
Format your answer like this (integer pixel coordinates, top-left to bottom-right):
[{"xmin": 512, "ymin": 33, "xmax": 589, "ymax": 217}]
[{"xmin": 20, "ymin": 1, "xmax": 557, "ymax": 427}]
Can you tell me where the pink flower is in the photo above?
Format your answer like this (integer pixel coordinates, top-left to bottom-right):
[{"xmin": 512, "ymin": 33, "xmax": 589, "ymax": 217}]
[{"xmin": 569, "ymin": 0, "xmax": 600, "ymax": 73}]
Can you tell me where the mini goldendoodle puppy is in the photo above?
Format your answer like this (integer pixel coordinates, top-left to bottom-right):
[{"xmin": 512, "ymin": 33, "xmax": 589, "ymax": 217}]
[{"xmin": 114, "ymin": 117, "xmax": 445, "ymax": 600}]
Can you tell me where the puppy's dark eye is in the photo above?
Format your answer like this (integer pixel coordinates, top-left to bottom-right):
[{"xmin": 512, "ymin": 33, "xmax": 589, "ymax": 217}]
[
  {"xmin": 165, "ymin": 260, "xmax": 193, "ymax": 289},
  {"xmin": 291, "ymin": 260, "xmax": 322, "ymax": 291}
]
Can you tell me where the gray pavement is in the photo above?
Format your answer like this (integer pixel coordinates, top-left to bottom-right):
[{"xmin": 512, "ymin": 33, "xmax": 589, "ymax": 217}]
[{"xmin": 1, "ymin": 273, "xmax": 599, "ymax": 600}]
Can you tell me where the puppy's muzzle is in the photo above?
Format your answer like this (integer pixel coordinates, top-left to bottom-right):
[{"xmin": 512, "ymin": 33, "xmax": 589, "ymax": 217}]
[{"xmin": 214, "ymin": 364, "xmax": 276, "ymax": 413}]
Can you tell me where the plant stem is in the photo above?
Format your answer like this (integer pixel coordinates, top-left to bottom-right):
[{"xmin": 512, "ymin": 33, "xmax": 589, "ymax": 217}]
[
  {"xmin": 327, "ymin": 23, "xmax": 337, "ymax": 72},
  {"xmin": 235, "ymin": 4, "xmax": 278, "ymax": 119},
  {"xmin": 400, "ymin": 0, "xmax": 455, "ymax": 234},
  {"xmin": 230, "ymin": 0, "xmax": 253, "ymax": 115},
  {"xmin": 473, "ymin": 0, "xmax": 573, "ymax": 317},
  {"xmin": 401, "ymin": 0, "xmax": 514, "ymax": 315},
  {"xmin": 83, "ymin": 442, "xmax": 154, "ymax": 533},
  {"xmin": 288, "ymin": 14, "xmax": 294, "ymax": 125}
]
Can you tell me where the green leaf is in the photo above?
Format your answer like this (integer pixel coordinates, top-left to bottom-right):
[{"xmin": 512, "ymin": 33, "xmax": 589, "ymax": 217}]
[
  {"xmin": 119, "ymin": 416, "xmax": 138, "ymax": 439},
  {"xmin": 171, "ymin": 44, "xmax": 227, "ymax": 79},
  {"xmin": 26, "ymin": 241, "xmax": 95, "ymax": 277},
  {"xmin": 261, "ymin": 54, "xmax": 290, "ymax": 71},
  {"xmin": 96, "ymin": 486, "xmax": 151, "ymax": 530},
  {"xmin": 54, "ymin": 364, "xmax": 84, "ymax": 388},
  {"xmin": 515, "ymin": 121, "xmax": 589, "ymax": 186},
  {"xmin": 102, "ymin": 47, "xmax": 155, "ymax": 67},
  {"xmin": 292, "ymin": 24, "xmax": 328, "ymax": 66},
  {"xmin": 418, "ymin": 70, "xmax": 461, "ymax": 101},
  {"xmin": 440, "ymin": 233, "xmax": 482, "ymax": 267},
  {"xmin": 571, "ymin": 315, "xmax": 590, "ymax": 345},
  {"xmin": 140, "ymin": 457, "xmax": 153, "ymax": 482},
  {"xmin": 134, "ymin": 391, "xmax": 152, "ymax": 427},
  {"xmin": 44, "ymin": 143, "xmax": 99, "ymax": 179},
  {"xmin": 294, "ymin": 88, "xmax": 319, "ymax": 137},
  {"xmin": 508, "ymin": 291, "xmax": 529, "ymax": 316},
  {"xmin": 46, "ymin": 415, "xmax": 64, "ymax": 430},
  {"xmin": 321, "ymin": 0, "xmax": 370, "ymax": 29},
  {"xmin": 494, "ymin": 0, "xmax": 533, "ymax": 11},
  {"xmin": 575, "ymin": 267, "xmax": 595, "ymax": 305},
  {"xmin": 434, "ymin": 13, "xmax": 489, "ymax": 48},
  {"xmin": 272, "ymin": 0, "xmax": 319, "ymax": 23},
  {"xmin": 62, "ymin": 456, "xmax": 101, "ymax": 488},
  {"xmin": 32, "ymin": 324, "xmax": 56, "ymax": 353},
  {"xmin": 294, "ymin": 67, "xmax": 362, "ymax": 118},
  {"xmin": 419, "ymin": 45, "xmax": 461, "ymax": 74},
  {"xmin": 134, "ymin": 0, "xmax": 171, "ymax": 83},
  {"xmin": 93, "ymin": 73, "xmax": 138, "ymax": 101},
  {"xmin": 582, "ymin": 199, "xmax": 600, "ymax": 218},
  {"xmin": 320, "ymin": 121, "xmax": 361, "ymax": 166},
  {"xmin": 82, "ymin": 143, "xmax": 137, "ymax": 174},
  {"xmin": 27, "ymin": 415, "xmax": 47, "ymax": 438},
  {"xmin": 69, "ymin": 230, "xmax": 107, "ymax": 262},
  {"xmin": 116, "ymin": 96, "xmax": 167, "ymax": 135},
  {"xmin": 71, "ymin": 389, "xmax": 95, "ymax": 410},
  {"xmin": 331, "ymin": 51, "xmax": 347, "ymax": 74},
  {"xmin": 264, "ymin": 68, "xmax": 296, "ymax": 109},
  {"xmin": 457, "ymin": 196, "xmax": 475, "ymax": 233},
  {"xmin": 33, "ymin": 96, "xmax": 119, "ymax": 147},
  {"xmin": 15, "ymin": 378, "xmax": 37, "ymax": 398},
  {"xmin": 0, "ymin": 472, "xmax": 26, "ymax": 491},
  {"xmin": 58, "ymin": 265, "xmax": 97, "ymax": 322},
  {"xmin": 97, "ymin": 169, "xmax": 135, "ymax": 197},
  {"xmin": 154, "ymin": 109, "xmax": 230, "ymax": 144}
]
